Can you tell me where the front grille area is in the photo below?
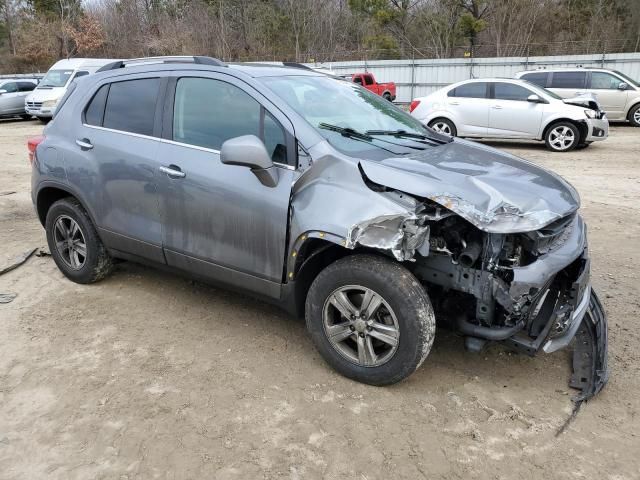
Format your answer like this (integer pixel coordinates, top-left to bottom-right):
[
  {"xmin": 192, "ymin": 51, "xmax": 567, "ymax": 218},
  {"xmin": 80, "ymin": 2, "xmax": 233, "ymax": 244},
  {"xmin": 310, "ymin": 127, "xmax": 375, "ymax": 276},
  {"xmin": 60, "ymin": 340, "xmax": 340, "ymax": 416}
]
[{"xmin": 26, "ymin": 101, "xmax": 42, "ymax": 108}]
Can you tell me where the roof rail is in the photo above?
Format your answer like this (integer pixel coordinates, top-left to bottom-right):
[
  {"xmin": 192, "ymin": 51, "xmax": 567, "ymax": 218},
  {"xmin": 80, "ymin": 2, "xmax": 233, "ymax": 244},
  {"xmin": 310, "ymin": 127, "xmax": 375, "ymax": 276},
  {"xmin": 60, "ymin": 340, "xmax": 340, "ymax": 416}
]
[
  {"xmin": 96, "ymin": 56, "xmax": 226, "ymax": 73},
  {"xmin": 282, "ymin": 62, "xmax": 314, "ymax": 71}
]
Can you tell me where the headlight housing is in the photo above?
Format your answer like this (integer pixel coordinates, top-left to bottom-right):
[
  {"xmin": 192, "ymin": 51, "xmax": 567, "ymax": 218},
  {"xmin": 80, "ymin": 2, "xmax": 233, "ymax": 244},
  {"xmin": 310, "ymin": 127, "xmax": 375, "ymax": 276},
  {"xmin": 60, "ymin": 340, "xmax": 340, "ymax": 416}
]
[
  {"xmin": 584, "ymin": 109, "xmax": 597, "ymax": 119},
  {"xmin": 42, "ymin": 98, "xmax": 59, "ymax": 108}
]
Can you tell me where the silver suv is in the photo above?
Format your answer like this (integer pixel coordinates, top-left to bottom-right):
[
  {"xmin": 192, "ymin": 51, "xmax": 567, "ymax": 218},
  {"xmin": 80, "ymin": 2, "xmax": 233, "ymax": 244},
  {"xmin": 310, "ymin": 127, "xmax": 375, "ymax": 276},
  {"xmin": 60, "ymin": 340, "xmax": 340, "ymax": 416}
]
[
  {"xmin": 29, "ymin": 56, "xmax": 608, "ymax": 398},
  {"xmin": 515, "ymin": 68, "xmax": 640, "ymax": 126}
]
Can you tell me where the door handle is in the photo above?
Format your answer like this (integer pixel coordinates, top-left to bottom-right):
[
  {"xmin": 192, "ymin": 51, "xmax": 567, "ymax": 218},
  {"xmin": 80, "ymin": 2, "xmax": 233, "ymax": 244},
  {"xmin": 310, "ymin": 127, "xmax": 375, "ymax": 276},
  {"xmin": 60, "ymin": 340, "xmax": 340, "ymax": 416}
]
[
  {"xmin": 159, "ymin": 165, "xmax": 186, "ymax": 178},
  {"xmin": 492, "ymin": 105, "xmax": 503, "ymax": 109},
  {"xmin": 75, "ymin": 138, "xmax": 93, "ymax": 149},
  {"xmin": 449, "ymin": 101, "xmax": 460, "ymax": 105}
]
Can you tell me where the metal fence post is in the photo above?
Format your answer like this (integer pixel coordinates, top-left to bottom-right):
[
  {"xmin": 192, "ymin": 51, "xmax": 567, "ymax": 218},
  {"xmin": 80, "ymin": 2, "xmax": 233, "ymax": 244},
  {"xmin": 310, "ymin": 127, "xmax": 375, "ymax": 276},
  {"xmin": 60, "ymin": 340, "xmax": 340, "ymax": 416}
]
[{"xmin": 410, "ymin": 52, "xmax": 416, "ymax": 102}]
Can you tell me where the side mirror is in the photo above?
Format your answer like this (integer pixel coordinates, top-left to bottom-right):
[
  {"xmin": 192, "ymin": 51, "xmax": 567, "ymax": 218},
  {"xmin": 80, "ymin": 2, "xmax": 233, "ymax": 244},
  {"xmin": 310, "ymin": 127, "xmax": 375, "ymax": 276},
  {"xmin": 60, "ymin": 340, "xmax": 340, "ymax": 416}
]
[
  {"xmin": 527, "ymin": 94, "xmax": 542, "ymax": 103},
  {"xmin": 0, "ymin": 89, "xmax": 6, "ymax": 95},
  {"xmin": 618, "ymin": 82, "xmax": 629, "ymax": 90},
  {"xmin": 220, "ymin": 135, "xmax": 279, "ymax": 188}
]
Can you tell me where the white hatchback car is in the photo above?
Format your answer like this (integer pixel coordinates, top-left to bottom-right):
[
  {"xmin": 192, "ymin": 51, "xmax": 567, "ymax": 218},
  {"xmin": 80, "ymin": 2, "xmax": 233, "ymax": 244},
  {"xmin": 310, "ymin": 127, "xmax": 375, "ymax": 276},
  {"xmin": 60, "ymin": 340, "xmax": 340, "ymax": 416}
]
[{"xmin": 410, "ymin": 78, "xmax": 609, "ymax": 152}]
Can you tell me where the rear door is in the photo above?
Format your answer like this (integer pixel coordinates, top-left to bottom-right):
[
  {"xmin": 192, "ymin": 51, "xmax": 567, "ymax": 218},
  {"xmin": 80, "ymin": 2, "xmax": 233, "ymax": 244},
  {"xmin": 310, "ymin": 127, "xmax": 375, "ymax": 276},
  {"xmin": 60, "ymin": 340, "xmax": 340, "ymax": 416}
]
[
  {"xmin": 156, "ymin": 74, "xmax": 297, "ymax": 298},
  {"xmin": 488, "ymin": 82, "xmax": 544, "ymax": 138},
  {"xmin": 445, "ymin": 82, "xmax": 490, "ymax": 136},
  {"xmin": 548, "ymin": 71, "xmax": 588, "ymax": 99},
  {"xmin": 67, "ymin": 75, "xmax": 166, "ymax": 263},
  {"xmin": 588, "ymin": 71, "xmax": 628, "ymax": 119},
  {"xmin": 0, "ymin": 82, "xmax": 23, "ymax": 114}
]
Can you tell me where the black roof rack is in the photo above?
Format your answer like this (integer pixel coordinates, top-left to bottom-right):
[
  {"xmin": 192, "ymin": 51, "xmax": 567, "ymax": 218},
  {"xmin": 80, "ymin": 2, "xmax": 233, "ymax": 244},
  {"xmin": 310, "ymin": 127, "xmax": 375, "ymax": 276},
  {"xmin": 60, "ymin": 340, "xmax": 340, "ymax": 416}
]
[
  {"xmin": 282, "ymin": 62, "xmax": 313, "ymax": 71},
  {"xmin": 96, "ymin": 56, "xmax": 226, "ymax": 73}
]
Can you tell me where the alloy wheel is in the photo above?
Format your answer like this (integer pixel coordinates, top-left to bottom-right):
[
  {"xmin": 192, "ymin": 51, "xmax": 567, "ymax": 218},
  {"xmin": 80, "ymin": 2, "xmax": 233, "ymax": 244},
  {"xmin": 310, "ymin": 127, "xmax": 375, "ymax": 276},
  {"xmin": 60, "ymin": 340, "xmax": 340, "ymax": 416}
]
[
  {"xmin": 549, "ymin": 126, "xmax": 576, "ymax": 151},
  {"xmin": 322, "ymin": 285, "xmax": 400, "ymax": 367},
  {"xmin": 634, "ymin": 108, "xmax": 640, "ymax": 125},
  {"xmin": 53, "ymin": 215, "xmax": 87, "ymax": 270},
  {"xmin": 431, "ymin": 121, "xmax": 452, "ymax": 136}
]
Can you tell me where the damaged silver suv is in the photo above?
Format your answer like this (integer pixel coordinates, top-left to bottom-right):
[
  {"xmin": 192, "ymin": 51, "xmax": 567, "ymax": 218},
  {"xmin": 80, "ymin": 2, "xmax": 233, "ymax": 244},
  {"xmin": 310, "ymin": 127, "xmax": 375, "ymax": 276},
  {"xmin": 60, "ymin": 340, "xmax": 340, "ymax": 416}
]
[{"xmin": 30, "ymin": 57, "xmax": 608, "ymax": 400}]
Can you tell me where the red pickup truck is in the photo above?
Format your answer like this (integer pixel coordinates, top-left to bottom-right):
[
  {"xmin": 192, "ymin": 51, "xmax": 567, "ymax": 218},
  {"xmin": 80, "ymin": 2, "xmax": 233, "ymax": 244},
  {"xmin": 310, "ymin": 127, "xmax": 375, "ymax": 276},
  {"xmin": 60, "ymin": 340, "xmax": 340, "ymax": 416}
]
[{"xmin": 342, "ymin": 73, "xmax": 396, "ymax": 101}]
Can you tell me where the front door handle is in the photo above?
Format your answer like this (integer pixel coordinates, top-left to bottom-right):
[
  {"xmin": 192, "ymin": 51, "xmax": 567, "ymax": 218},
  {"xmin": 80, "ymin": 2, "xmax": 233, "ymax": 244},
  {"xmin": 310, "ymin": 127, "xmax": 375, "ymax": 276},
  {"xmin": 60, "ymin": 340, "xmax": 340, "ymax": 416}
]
[
  {"xmin": 75, "ymin": 138, "xmax": 93, "ymax": 149},
  {"xmin": 159, "ymin": 165, "xmax": 186, "ymax": 178}
]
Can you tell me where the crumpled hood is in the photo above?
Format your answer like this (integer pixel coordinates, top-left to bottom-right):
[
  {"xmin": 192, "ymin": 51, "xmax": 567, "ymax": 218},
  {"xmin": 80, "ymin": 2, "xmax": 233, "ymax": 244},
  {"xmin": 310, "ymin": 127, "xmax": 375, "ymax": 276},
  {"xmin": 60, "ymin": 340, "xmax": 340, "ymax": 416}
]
[
  {"xmin": 359, "ymin": 138, "xmax": 580, "ymax": 233},
  {"xmin": 562, "ymin": 93, "xmax": 601, "ymax": 110}
]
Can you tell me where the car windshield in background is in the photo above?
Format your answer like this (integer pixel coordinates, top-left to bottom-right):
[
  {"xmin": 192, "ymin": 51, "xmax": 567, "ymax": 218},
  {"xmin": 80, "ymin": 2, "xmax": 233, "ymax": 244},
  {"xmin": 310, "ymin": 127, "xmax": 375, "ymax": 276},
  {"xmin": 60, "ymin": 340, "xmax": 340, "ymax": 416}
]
[
  {"xmin": 39, "ymin": 70, "xmax": 73, "ymax": 87},
  {"xmin": 261, "ymin": 75, "xmax": 439, "ymax": 156},
  {"xmin": 613, "ymin": 70, "xmax": 639, "ymax": 87}
]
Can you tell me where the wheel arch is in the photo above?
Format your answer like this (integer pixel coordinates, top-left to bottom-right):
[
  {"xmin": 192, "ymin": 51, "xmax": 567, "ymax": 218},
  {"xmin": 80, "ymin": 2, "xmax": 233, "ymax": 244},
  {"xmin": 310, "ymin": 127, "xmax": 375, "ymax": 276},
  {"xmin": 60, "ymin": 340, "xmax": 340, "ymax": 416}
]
[
  {"xmin": 542, "ymin": 118, "xmax": 587, "ymax": 144},
  {"xmin": 626, "ymin": 100, "xmax": 640, "ymax": 121},
  {"xmin": 35, "ymin": 183, "xmax": 97, "ymax": 228}
]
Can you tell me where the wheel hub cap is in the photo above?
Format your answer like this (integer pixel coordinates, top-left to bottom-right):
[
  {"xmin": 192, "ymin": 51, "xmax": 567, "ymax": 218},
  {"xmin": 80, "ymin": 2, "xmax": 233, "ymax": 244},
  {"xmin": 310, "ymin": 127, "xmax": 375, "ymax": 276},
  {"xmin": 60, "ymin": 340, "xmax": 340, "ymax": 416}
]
[{"xmin": 322, "ymin": 285, "xmax": 400, "ymax": 367}]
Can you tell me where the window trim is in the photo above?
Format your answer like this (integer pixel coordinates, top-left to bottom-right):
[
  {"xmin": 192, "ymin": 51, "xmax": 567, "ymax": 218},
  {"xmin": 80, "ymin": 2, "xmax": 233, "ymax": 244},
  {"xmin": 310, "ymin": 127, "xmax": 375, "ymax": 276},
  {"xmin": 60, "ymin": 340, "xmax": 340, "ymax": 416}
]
[{"xmin": 164, "ymin": 75, "xmax": 297, "ymax": 168}]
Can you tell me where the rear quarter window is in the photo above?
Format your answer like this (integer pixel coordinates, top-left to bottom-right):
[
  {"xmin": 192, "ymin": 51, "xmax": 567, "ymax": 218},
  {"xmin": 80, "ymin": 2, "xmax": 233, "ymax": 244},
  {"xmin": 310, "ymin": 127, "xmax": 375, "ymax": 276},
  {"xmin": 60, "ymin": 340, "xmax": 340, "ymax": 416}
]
[
  {"xmin": 448, "ymin": 82, "xmax": 488, "ymax": 98},
  {"xmin": 521, "ymin": 72, "xmax": 548, "ymax": 87},
  {"xmin": 550, "ymin": 72, "xmax": 587, "ymax": 89}
]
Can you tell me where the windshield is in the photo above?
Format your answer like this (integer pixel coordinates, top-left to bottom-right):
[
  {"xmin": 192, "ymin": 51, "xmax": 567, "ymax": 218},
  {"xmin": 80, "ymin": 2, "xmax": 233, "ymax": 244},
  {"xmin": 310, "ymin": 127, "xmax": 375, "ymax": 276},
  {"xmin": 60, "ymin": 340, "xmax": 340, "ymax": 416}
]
[
  {"xmin": 260, "ymin": 75, "xmax": 436, "ymax": 156},
  {"xmin": 39, "ymin": 69, "xmax": 74, "ymax": 88},
  {"xmin": 613, "ymin": 70, "xmax": 639, "ymax": 88}
]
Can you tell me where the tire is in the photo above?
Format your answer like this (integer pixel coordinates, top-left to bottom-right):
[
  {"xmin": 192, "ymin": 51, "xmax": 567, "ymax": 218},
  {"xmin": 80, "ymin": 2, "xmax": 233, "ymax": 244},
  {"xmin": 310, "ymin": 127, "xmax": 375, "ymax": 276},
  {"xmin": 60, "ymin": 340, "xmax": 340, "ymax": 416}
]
[
  {"xmin": 38, "ymin": 117, "xmax": 50, "ymax": 124},
  {"xmin": 628, "ymin": 104, "xmax": 640, "ymax": 127},
  {"xmin": 428, "ymin": 118, "xmax": 457, "ymax": 137},
  {"xmin": 305, "ymin": 254, "xmax": 436, "ymax": 386},
  {"xmin": 45, "ymin": 197, "xmax": 114, "ymax": 284},
  {"xmin": 383, "ymin": 92, "xmax": 392, "ymax": 102},
  {"xmin": 21, "ymin": 114, "xmax": 32, "ymax": 120},
  {"xmin": 544, "ymin": 121, "xmax": 579, "ymax": 152},
  {"xmin": 576, "ymin": 141, "xmax": 592, "ymax": 150}
]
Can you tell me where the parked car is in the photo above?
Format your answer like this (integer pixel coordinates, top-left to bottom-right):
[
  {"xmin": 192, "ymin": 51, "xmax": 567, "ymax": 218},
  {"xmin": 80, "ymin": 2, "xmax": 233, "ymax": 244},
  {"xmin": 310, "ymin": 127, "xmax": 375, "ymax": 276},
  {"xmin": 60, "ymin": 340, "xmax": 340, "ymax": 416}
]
[
  {"xmin": 340, "ymin": 73, "xmax": 396, "ymax": 101},
  {"xmin": 25, "ymin": 58, "xmax": 118, "ymax": 121},
  {"xmin": 0, "ymin": 78, "xmax": 38, "ymax": 118},
  {"xmin": 28, "ymin": 57, "xmax": 607, "ymax": 399},
  {"xmin": 409, "ymin": 78, "xmax": 608, "ymax": 152},
  {"xmin": 515, "ymin": 68, "xmax": 640, "ymax": 127}
]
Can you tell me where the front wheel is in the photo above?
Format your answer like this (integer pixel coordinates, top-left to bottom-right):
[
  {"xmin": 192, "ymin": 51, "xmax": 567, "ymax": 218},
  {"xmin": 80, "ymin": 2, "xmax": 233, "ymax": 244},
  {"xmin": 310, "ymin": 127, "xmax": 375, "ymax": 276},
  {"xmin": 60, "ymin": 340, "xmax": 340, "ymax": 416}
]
[
  {"xmin": 428, "ymin": 118, "xmax": 457, "ymax": 137},
  {"xmin": 628, "ymin": 104, "xmax": 640, "ymax": 127},
  {"xmin": 545, "ymin": 121, "xmax": 580, "ymax": 152},
  {"xmin": 383, "ymin": 92, "xmax": 392, "ymax": 102},
  {"xmin": 305, "ymin": 254, "xmax": 436, "ymax": 386}
]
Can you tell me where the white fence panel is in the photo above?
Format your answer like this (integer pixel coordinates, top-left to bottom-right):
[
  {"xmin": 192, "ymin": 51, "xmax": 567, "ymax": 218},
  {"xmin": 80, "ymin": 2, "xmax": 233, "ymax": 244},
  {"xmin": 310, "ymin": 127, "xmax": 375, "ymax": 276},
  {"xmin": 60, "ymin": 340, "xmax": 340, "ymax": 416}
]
[{"xmin": 307, "ymin": 52, "xmax": 640, "ymax": 103}]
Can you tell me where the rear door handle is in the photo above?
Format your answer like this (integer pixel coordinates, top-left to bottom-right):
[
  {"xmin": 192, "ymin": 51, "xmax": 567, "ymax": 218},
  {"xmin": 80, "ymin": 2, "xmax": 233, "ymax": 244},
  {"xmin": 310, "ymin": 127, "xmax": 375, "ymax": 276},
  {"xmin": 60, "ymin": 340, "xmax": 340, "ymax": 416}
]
[
  {"xmin": 75, "ymin": 138, "xmax": 93, "ymax": 150},
  {"xmin": 159, "ymin": 165, "xmax": 186, "ymax": 178}
]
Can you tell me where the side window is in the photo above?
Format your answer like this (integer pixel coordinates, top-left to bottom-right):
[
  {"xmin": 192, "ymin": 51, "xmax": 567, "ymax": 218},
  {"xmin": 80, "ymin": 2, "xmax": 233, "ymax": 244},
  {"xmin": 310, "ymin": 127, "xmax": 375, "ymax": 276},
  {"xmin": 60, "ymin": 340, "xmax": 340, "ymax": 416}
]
[
  {"xmin": 1, "ymin": 82, "xmax": 18, "ymax": 93},
  {"xmin": 364, "ymin": 75, "xmax": 374, "ymax": 85},
  {"xmin": 18, "ymin": 82, "xmax": 36, "ymax": 92},
  {"xmin": 353, "ymin": 76, "xmax": 363, "ymax": 85},
  {"xmin": 173, "ymin": 77, "xmax": 288, "ymax": 162},
  {"xmin": 494, "ymin": 82, "xmax": 534, "ymax": 101},
  {"xmin": 521, "ymin": 72, "xmax": 548, "ymax": 87},
  {"xmin": 550, "ymin": 72, "xmax": 586, "ymax": 89},
  {"xmin": 448, "ymin": 82, "xmax": 487, "ymax": 98},
  {"xmin": 84, "ymin": 84, "xmax": 110, "ymax": 126},
  {"xmin": 590, "ymin": 72, "xmax": 622, "ymax": 90},
  {"xmin": 103, "ymin": 78, "xmax": 160, "ymax": 136}
]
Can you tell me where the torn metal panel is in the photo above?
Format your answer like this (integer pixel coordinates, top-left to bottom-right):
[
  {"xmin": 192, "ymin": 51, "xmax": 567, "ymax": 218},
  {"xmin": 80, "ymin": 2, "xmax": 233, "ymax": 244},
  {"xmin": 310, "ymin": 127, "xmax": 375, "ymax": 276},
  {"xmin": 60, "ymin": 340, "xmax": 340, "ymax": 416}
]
[
  {"xmin": 358, "ymin": 137, "xmax": 580, "ymax": 233},
  {"xmin": 345, "ymin": 214, "xmax": 430, "ymax": 261}
]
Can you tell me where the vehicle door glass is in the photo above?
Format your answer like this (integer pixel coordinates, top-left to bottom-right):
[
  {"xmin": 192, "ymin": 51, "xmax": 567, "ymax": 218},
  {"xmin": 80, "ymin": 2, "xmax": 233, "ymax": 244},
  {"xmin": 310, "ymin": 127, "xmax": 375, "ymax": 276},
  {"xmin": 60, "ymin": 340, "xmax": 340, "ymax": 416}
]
[
  {"xmin": 353, "ymin": 76, "xmax": 363, "ymax": 85},
  {"xmin": 172, "ymin": 77, "xmax": 287, "ymax": 162},
  {"xmin": 18, "ymin": 82, "xmax": 36, "ymax": 92},
  {"xmin": 550, "ymin": 72, "xmax": 586, "ymax": 89},
  {"xmin": 1, "ymin": 82, "xmax": 18, "ymax": 93},
  {"xmin": 521, "ymin": 72, "xmax": 548, "ymax": 87},
  {"xmin": 84, "ymin": 84, "xmax": 110, "ymax": 126},
  {"xmin": 494, "ymin": 82, "xmax": 534, "ymax": 101},
  {"xmin": 448, "ymin": 82, "xmax": 488, "ymax": 98},
  {"xmin": 364, "ymin": 75, "xmax": 374, "ymax": 86},
  {"xmin": 591, "ymin": 72, "xmax": 622, "ymax": 89},
  {"xmin": 103, "ymin": 78, "xmax": 160, "ymax": 136}
]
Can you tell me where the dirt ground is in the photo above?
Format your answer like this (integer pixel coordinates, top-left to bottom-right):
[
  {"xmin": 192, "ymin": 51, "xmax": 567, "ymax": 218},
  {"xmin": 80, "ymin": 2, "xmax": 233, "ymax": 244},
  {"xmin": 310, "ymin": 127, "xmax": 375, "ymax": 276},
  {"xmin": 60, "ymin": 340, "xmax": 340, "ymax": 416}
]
[{"xmin": 0, "ymin": 119, "xmax": 639, "ymax": 480}]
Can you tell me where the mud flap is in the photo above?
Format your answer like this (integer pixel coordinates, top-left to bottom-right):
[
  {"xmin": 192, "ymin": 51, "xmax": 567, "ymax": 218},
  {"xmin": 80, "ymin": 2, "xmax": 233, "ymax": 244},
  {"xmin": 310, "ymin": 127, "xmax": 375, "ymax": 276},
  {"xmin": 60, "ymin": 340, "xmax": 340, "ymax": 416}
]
[{"xmin": 569, "ymin": 290, "xmax": 609, "ymax": 402}]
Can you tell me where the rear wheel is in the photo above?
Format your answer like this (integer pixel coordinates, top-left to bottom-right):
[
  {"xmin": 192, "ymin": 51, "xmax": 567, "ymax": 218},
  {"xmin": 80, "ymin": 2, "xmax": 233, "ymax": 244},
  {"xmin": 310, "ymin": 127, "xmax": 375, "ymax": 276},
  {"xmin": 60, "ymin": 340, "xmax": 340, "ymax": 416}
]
[
  {"xmin": 383, "ymin": 92, "xmax": 392, "ymax": 102},
  {"xmin": 305, "ymin": 254, "xmax": 436, "ymax": 386},
  {"xmin": 45, "ymin": 198, "xmax": 114, "ymax": 284},
  {"xmin": 545, "ymin": 121, "xmax": 579, "ymax": 152},
  {"xmin": 428, "ymin": 118, "xmax": 457, "ymax": 137},
  {"xmin": 21, "ymin": 114, "xmax": 32, "ymax": 120},
  {"xmin": 628, "ymin": 104, "xmax": 640, "ymax": 127}
]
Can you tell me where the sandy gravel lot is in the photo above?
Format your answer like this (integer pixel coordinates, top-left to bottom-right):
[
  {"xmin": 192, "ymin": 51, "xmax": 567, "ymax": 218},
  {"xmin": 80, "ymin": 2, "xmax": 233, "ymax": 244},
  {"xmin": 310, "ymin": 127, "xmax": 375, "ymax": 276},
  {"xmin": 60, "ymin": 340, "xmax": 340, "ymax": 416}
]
[{"xmin": 1, "ymin": 119, "xmax": 639, "ymax": 479}]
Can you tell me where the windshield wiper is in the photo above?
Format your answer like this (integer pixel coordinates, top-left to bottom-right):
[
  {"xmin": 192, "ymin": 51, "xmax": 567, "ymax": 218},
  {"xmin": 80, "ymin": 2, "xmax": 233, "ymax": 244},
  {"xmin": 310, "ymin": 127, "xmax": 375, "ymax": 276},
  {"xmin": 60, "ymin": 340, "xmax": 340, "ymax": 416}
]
[
  {"xmin": 366, "ymin": 129, "xmax": 449, "ymax": 145},
  {"xmin": 318, "ymin": 123, "xmax": 402, "ymax": 154}
]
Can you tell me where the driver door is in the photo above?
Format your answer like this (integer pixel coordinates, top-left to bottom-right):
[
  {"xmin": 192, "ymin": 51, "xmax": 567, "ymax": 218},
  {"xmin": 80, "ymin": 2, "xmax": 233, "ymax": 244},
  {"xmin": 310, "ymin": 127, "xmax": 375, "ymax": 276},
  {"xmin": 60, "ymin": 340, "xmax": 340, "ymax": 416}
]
[{"xmin": 156, "ymin": 74, "xmax": 297, "ymax": 298}]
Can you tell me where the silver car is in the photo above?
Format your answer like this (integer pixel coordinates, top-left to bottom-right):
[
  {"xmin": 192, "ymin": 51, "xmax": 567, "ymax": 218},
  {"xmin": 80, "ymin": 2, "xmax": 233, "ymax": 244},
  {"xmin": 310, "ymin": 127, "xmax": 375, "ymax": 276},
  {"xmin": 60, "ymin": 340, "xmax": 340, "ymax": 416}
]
[
  {"xmin": 410, "ymin": 78, "xmax": 609, "ymax": 152},
  {"xmin": 515, "ymin": 68, "xmax": 640, "ymax": 127},
  {"xmin": 0, "ymin": 79, "xmax": 37, "ymax": 118},
  {"xmin": 28, "ymin": 57, "xmax": 607, "ymax": 399}
]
